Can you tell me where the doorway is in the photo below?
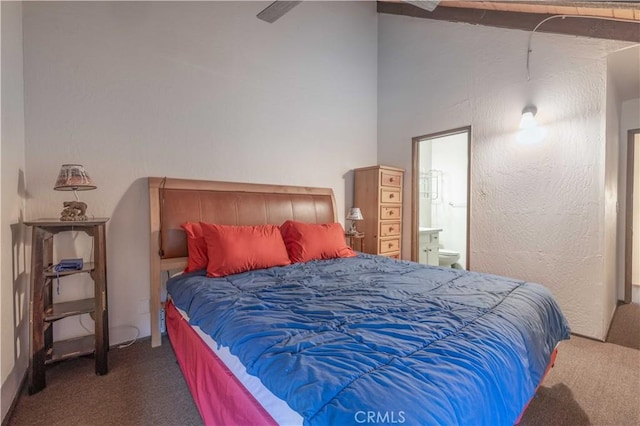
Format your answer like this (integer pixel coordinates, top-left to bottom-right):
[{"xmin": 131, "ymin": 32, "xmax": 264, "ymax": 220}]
[
  {"xmin": 411, "ymin": 126, "xmax": 471, "ymax": 269},
  {"xmin": 625, "ymin": 128, "xmax": 640, "ymax": 304}
]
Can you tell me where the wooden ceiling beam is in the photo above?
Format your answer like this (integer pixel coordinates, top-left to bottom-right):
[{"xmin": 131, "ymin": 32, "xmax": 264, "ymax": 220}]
[
  {"xmin": 377, "ymin": 1, "xmax": 640, "ymax": 42},
  {"xmin": 445, "ymin": 1, "xmax": 640, "ymax": 12}
]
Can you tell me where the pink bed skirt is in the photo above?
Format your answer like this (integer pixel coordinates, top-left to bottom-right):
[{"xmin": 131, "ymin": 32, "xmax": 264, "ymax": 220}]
[{"xmin": 166, "ymin": 300, "xmax": 278, "ymax": 425}]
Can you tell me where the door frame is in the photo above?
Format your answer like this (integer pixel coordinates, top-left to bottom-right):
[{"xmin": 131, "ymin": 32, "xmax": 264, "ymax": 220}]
[
  {"xmin": 411, "ymin": 126, "xmax": 471, "ymax": 269},
  {"xmin": 624, "ymin": 128, "xmax": 640, "ymax": 303}
]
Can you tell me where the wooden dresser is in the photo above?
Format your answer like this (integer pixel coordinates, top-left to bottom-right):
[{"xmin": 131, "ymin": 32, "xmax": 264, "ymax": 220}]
[{"xmin": 354, "ymin": 165, "xmax": 404, "ymax": 259}]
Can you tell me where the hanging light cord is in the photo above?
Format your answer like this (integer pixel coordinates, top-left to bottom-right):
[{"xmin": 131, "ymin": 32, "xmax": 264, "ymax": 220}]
[{"xmin": 527, "ymin": 14, "xmax": 640, "ymax": 81}]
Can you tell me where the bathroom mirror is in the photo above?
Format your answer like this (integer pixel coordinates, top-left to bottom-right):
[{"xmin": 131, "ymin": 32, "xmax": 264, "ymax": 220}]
[{"xmin": 411, "ymin": 126, "xmax": 471, "ymax": 270}]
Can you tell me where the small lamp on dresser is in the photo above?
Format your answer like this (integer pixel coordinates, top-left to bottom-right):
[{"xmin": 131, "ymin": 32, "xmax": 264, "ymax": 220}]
[
  {"xmin": 346, "ymin": 207, "xmax": 364, "ymax": 235},
  {"xmin": 54, "ymin": 164, "xmax": 97, "ymax": 221}
]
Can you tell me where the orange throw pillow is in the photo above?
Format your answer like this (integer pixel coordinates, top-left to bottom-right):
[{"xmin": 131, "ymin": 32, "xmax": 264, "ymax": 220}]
[
  {"xmin": 181, "ymin": 222, "xmax": 208, "ymax": 273},
  {"xmin": 200, "ymin": 223, "xmax": 291, "ymax": 277},
  {"xmin": 280, "ymin": 220, "xmax": 356, "ymax": 263}
]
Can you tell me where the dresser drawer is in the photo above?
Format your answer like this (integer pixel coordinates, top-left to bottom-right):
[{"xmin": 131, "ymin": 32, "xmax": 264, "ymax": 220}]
[
  {"xmin": 380, "ymin": 170, "xmax": 402, "ymax": 188},
  {"xmin": 379, "ymin": 221, "xmax": 401, "ymax": 237},
  {"xmin": 380, "ymin": 206, "xmax": 401, "ymax": 220},
  {"xmin": 379, "ymin": 238, "xmax": 401, "ymax": 254},
  {"xmin": 380, "ymin": 188, "xmax": 401, "ymax": 204}
]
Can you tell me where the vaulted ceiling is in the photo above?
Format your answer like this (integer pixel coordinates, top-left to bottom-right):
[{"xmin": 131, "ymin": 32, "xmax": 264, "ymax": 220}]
[{"xmin": 395, "ymin": 1, "xmax": 640, "ymax": 20}]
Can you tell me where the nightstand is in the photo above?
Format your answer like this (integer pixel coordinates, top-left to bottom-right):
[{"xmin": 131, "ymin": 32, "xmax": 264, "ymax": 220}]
[
  {"xmin": 25, "ymin": 218, "xmax": 109, "ymax": 394},
  {"xmin": 346, "ymin": 233, "xmax": 365, "ymax": 252}
]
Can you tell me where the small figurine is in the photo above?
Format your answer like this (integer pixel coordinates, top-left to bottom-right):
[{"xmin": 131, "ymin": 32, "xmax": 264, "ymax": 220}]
[{"xmin": 60, "ymin": 201, "xmax": 88, "ymax": 221}]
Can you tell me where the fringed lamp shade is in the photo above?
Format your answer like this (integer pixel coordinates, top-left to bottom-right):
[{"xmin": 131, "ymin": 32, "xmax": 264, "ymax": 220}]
[
  {"xmin": 54, "ymin": 164, "xmax": 96, "ymax": 191},
  {"xmin": 54, "ymin": 164, "xmax": 96, "ymax": 221}
]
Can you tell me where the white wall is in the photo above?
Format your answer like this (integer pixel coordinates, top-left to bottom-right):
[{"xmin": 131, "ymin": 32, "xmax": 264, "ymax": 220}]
[
  {"xmin": 378, "ymin": 14, "xmax": 631, "ymax": 340},
  {"xmin": 604, "ymin": 60, "xmax": 621, "ymax": 334},
  {"xmin": 634, "ymin": 134, "xmax": 640, "ymax": 285},
  {"xmin": 621, "ymin": 99, "xmax": 640, "ymax": 137},
  {"xmin": 610, "ymin": 45, "xmax": 640, "ymax": 302},
  {"xmin": 21, "ymin": 1, "xmax": 378, "ymax": 344},
  {"xmin": 1, "ymin": 1, "xmax": 29, "ymax": 421},
  {"xmin": 620, "ymin": 98, "xmax": 640, "ymax": 303},
  {"xmin": 418, "ymin": 142, "xmax": 432, "ymax": 228}
]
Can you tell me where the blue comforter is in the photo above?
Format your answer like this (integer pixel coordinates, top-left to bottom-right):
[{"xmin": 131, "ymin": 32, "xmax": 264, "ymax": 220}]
[{"xmin": 167, "ymin": 254, "xmax": 570, "ymax": 426}]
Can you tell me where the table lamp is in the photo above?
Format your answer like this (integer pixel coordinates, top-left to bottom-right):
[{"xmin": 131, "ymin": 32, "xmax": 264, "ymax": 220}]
[
  {"xmin": 54, "ymin": 164, "xmax": 96, "ymax": 221},
  {"xmin": 346, "ymin": 207, "xmax": 364, "ymax": 235}
]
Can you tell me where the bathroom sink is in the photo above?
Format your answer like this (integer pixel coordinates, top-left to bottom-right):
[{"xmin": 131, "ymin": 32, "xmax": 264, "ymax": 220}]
[{"xmin": 419, "ymin": 227, "xmax": 442, "ymax": 233}]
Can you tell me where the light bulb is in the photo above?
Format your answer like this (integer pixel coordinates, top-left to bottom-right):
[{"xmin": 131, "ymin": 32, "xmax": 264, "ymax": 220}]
[{"xmin": 517, "ymin": 105, "xmax": 545, "ymax": 144}]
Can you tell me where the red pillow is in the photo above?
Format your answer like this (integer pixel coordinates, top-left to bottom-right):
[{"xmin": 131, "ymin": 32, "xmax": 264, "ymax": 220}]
[
  {"xmin": 200, "ymin": 223, "xmax": 291, "ymax": 277},
  {"xmin": 279, "ymin": 220, "xmax": 356, "ymax": 263},
  {"xmin": 181, "ymin": 222, "xmax": 208, "ymax": 273}
]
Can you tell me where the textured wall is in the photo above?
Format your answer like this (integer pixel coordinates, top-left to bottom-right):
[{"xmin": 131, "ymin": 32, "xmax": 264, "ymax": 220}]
[
  {"xmin": 604, "ymin": 63, "xmax": 621, "ymax": 333},
  {"xmin": 378, "ymin": 14, "xmax": 631, "ymax": 339},
  {"xmin": 22, "ymin": 1, "xmax": 378, "ymax": 343}
]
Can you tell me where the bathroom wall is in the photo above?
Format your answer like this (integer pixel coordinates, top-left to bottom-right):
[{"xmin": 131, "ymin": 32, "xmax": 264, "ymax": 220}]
[{"xmin": 418, "ymin": 141, "xmax": 432, "ymax": 228}]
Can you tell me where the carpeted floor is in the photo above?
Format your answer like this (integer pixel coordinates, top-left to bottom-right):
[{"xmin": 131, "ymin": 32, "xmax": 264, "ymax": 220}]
[
  {"xmin": 519, "ymin": 335, "xmax": 640, "ymax": 425},
  {"xmin": 6, "ymin": 337, "xmax": 202, "ymax": 426},
  {"xmin": 6, "ymin": 304, "xmax": 640, "ymax": 426},
  {"xmin": 606, "ymin": 302, "xmax": 640, "ymax": 350}
]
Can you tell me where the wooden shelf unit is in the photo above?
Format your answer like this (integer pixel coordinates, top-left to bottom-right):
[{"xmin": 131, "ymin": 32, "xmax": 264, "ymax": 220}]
[{"xmin": 25, "ymin": 218, "xmax": 109, "ymax": 395}]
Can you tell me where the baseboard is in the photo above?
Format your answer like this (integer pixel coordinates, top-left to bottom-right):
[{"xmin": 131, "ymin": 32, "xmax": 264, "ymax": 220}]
[
  {"xmin": 1, "ymin": 370, "xmax": 27, "ymax": 426},
  {"xmin": 570, "ymin": 332, "xmax": 606, "ymax": 343}
]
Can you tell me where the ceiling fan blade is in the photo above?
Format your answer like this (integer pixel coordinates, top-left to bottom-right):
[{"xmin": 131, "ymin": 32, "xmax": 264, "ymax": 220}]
[
  {"xmin": 404, "ymin": 1, "xmax": 441, "ymax": 12},
  {"xmin": 257, "ymin": 1, "xmax": 302, "ymax": 23}
]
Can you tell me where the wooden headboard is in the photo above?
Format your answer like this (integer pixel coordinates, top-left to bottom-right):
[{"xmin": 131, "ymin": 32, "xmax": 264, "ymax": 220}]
[{"xmin": 148, "ymin": 177, "xmax": 337, "ymax": 346}]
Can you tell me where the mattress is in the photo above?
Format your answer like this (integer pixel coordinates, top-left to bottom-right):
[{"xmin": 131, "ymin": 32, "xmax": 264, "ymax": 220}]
[{"xmin": 167, "ymin": 253, "xmax": 570, "ymax": 425}]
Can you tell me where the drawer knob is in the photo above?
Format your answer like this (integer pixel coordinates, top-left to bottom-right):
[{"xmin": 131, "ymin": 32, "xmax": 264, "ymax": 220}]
[
  {"xmin": 388, "ymin": 226, "xmax": 394, "ymax": 231},
  {"xmin": 388, "ymin": 243, "xmax": 393, "ymax": 248},
  {"xmin": 388, "ymin": 211, "xmax": 394, "ymax": 216},
  {"xmin": 389, "ymin": 193, "xmax": 395, "ymax": 199}
]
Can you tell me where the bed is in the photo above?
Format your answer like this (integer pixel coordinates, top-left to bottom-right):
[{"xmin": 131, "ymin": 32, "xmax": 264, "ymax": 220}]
[{"xmin": 148, "ymin": 176, "xmax": 570, "ymax": 426}]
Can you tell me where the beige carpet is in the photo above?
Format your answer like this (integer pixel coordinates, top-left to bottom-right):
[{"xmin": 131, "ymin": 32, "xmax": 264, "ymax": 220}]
[
  {"xmin": 606, "ymin": 302, "xmax": 640, "ymax": 350},
  {"xmin": 6, "ymin": 337, "xmax": 202, "ymax": 426},
  {"xmin": 519, "ymin": 336, "xmax": 640, "ymax": 426},
  {"xmin": 7, "ymin": 304, "xmax": 640, "ymax": 426}
]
